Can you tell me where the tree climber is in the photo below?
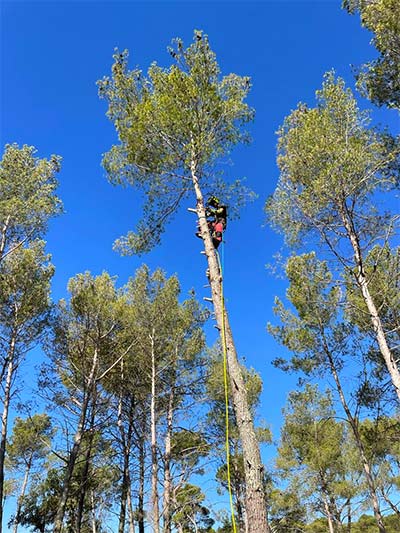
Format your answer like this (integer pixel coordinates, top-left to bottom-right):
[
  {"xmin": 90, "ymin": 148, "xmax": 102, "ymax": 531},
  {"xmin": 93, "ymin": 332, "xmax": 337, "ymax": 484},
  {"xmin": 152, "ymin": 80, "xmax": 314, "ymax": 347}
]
[{"xmin": 196, "ymin": 196, "xmax": 227, "ymax": 249}]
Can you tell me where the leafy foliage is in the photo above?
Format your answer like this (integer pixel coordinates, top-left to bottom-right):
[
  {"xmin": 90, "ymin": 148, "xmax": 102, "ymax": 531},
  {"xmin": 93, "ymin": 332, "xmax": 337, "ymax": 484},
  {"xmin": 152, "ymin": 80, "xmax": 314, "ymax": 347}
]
[
  {"xmin": 0, "ymin": 144, "xmax": 62, "ymax": 262},
  {"xmin": 344, "ymin": 0, "xmax": 400, "ymax": 109},
  {"xmin": 98, "ymin": 31, "xmax": 254, "ymax": 253}
]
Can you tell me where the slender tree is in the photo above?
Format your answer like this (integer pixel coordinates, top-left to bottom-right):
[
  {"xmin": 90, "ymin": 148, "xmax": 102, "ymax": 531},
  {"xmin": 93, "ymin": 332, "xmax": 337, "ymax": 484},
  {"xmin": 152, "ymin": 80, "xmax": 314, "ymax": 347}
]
[
  {"xmin": 7, "ymin": 414, "xmax": 53, "ymax": 533},
  {"xmin": 49, "ymin": 272, "xmax": 130, "ymax": 532},
  {"xmin": 277, "ymin": 386, "xmax": 352, "ymax": 533},
  {"xmin": 98, "ymin": 32, "xmax": 269, "ymax": 532},
  {"xmin": 269, "ymin": 252, "xmax": 387, "ymax": 531},
  {"xmin": 117, "ymin": 266, "xmax": 208, "ymax": 533},
  {"xmin": 266, "ymin": 72, "xmax": 400, "ymax": 401},
  {"xmin": 0, "ymin": 242, "xmax": 54, "ymax": 532}
]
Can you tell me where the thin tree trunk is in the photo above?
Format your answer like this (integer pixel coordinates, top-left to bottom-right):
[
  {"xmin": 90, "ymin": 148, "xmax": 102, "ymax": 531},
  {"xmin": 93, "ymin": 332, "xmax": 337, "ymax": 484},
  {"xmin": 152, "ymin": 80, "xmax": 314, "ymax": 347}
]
[
  {"xmin": 0, "ymin": 215, "xmax": 10, "ymax": 263},
  {"xmin": 118, "ymin": 441, "xmax": 132, "ymax": 533},
  {"xmin": 163, "ymin": 348, "xmax": 176, "ymax": 533},
  {"xmin": 323, "ymin": 336, "xmax": 386, "ymax": 533},
  {"xmin": 380, "ymin": 488, "xmax": 400, "ymax": 518},
  {"xmin": 91, "ymin": 491, "xmax": 97, "ymax": 533},
  {"xmin": 0, "ymin": 334, "xmax": 16, "ymax": 533},
  {"xmin": 54, "ymin": 348, "xmax": 99, "ymax": 533},
  {"xmin": 341, "ymin": 207, "xmax": 400, "ymax": 401},
  {"xmin": 127, "ymin": 487, "xmax": 136, "ymax": 533},
  {"xmin": 322, "ymin": 494, "xmax": 335, "ymax": 533},
  {"xmin": 150, "ymin": 332, "xmax": 160, "ymax": 533},
  {"xmin": 118, "ymin": 362, "xmax": 135, "ymax": 533},
  {"xmin": 138, "ymin": 429, "xmax": 145, "ymax": 533},
  {"xmin": 13, "ymin": 455, "xmax": 32, "ymax": 533},
  {"xmin": 347, "ymin": 501, "xmax": 351, "ymax": 533},
  {"xmin": 76, "ymin": 402, "xmax": 96, "ymax": 532},
  {"xmin": 190, "ymin": 160, "xmax": 269, "ymax": 533}
]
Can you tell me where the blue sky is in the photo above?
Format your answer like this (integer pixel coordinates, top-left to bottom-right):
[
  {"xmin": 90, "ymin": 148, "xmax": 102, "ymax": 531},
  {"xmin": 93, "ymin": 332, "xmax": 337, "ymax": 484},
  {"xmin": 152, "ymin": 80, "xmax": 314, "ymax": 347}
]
[{"xmin": 2, "ymin": 0, "xmax": 399, "ymax": 526}]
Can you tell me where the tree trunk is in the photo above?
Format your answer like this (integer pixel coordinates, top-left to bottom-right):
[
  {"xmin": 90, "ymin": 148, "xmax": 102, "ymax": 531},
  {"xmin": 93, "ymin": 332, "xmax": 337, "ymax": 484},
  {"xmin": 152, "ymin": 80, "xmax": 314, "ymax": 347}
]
[
  {"xmin": 127, "ymin": 488, "xmax": 136, "ymax": 533},
  {"xmin": 347, "ymin": 501, "xmax": 351, "ymax": 533},
  {"xmin": 190, "ymin": 160, "xmax": 269, "ymax": 533},
  {"xmin": 163, "ymin": 348, "xmax": 176, "ymax": 533},
  {"xmin": 323, "ymin": 337, "xmax": 386, "ymax": 533},
  {"xmin": 54, "ymin": 348, "xmax": 99, "ymax": 533},
  {"xmin": 118, "ymin": 364, "xmax": 135, "ymax": 533},
  {"xmin": 322, "ymin": 494, "xmax": 335, "ymax": 533},
  {"xmin": 91, "ymin": 491, "xmax": 97, "ymax": 533},
  {"xmin": 341, "ymin": 207, "xmax": 400, "ymax": 402},
  {"xmin": 13, "ymin": 456, "xmax": 32, "ymax": 533},
  {"xmin": 0, "ymin": 215, "xmax": 10, "ymax": 263},
  {"xmin": 0, "ymin": 334, "xmax": 16, "ymax": 533},
  {"xmin": 76, "ymin": 403, "xmax": 96, "ymax": 532},
  {"xmin": 137, "ymin": 429, "xmax": 145, "ymax": 533},
  {"xmin": 150, "ymin": 332, "xmax": 160, "ymax": 533}
]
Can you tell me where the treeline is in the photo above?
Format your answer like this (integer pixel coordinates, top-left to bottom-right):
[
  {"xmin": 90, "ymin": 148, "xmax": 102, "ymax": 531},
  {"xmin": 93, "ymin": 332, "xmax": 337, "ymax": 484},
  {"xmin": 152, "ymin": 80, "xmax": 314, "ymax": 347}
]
[{"xmin": 1, "ymin": 0, "xmax": 400, "ymax": 532}]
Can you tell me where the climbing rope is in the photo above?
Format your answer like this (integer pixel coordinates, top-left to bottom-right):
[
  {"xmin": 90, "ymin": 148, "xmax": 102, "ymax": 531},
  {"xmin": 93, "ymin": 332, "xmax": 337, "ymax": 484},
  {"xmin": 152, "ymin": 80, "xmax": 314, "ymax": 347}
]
[{"xmin": 217, "ymin": 243, "xmax": 237, "ymax": 533}]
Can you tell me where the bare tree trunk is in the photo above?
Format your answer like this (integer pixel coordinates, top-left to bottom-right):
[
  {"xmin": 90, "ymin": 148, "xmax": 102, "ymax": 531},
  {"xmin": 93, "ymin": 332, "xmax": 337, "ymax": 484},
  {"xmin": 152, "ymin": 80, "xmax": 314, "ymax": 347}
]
[
  {"xmin": 0, "ymin": 334, "xmax": 16, "ymax": 533},
  {"xmin": 76, "ymin": 402, "xmax": 96, "ymax": 532},
  {"xmin": 0, "ymin": 215, "xmax": 10, "ymax": 263},
  {"xmin": 118, "ymin": 363, "xmax": 135, "ymax": 533},
  {"xmin": 13, "ymin": 456, "xmax": 32, "ymax": 533},
  {"xmin": 347, "ymin": 502, "xmax": 351, "ymax": 533},
  {"xmin": 163, "ymin": 348, "xmax": 176, "ymax": 533},
  {"xmin": 137, "ymin": 429, "xmax": 145, "ymax": 533},
  {"xmin": 323, "ymin": 337, "xmax": 386, "ymax": 533},
  {"xmin": 150, "ymin": 332, "xmax": 160, "ymax": 533},
  {"xmin": 380, "ymin": 488, "xmax": 400, "ymax": 518},
  {"xmin": 322, "ymin": 494, "xmax": 335, "ymax": 533},
  {"xmin": 54, "ymin": 348, "xmax": 99, "ymax": 533},
  {"xmin": 190, "ymin": 160, "xmax": 269, "ymax": 533},
  {"xmin": 341, "ymin": 207, "xmax": 400, "ymax": 401},
  {"xmin": 91, "ymin": 491, "xmax": 97, "ymax": 533},
  {"xmin": 127, "ymin": 488, "xmax": 136, "ymax": 533}
]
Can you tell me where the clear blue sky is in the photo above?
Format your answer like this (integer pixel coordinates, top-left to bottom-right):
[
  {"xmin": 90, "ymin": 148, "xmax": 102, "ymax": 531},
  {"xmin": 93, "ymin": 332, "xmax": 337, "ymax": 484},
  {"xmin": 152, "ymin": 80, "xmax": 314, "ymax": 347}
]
[{"xmin": 2, "ymin": 0, "xmax": 398, "ymax": 525}]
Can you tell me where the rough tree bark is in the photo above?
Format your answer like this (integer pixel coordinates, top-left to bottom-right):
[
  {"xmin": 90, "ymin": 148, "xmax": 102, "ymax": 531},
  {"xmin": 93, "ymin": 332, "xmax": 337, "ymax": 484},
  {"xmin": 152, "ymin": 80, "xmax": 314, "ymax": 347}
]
[{"xmin": 191, "ymin": 158, "xmax": 269, "ymax": 533}]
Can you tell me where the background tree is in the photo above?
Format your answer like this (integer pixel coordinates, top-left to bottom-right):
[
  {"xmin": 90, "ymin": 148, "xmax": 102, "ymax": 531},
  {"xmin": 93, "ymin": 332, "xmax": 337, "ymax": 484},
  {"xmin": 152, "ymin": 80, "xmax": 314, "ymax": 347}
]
[
  {"xmin": 172, "ymin": 483, "xmax": 214, "ymax": 533},
  {"xmin": 343, "ymin": 0, "xmax": 400, "ymax": 109},
  {"xmin": 98, "ymin": 31, "xmax": 269, "ymax": 532},
  {"xmin": 276, "ymin": 385, "xmax": 353, "ymax": 533},
  {"xmin": 46, "ymin": 271, "xmax": 129, "ymax": 532},
  {"xmin": 267, "ymin": 487, "xmax": 307, "ymax": 532},
  {"xmin": 115, "ymin": 266, "xmax": 208, "ymax": 533},
  {"xmin": 266, "ymin": 72, "xmax": 400, "ymax": 401},
  {"xmin": 0, "ymin": 143, "xmax": 61, "ymax": 264},
  {"xmin": 0, "ymin": 243, "xmax": 54, "ymax": 532},
  {"xmin": 269, "ymin": 252, "xmax": 389, "ymax": 531},
  {"xmin": 7, "ymin": 414, "xmax": 54, "ymax": 533}
]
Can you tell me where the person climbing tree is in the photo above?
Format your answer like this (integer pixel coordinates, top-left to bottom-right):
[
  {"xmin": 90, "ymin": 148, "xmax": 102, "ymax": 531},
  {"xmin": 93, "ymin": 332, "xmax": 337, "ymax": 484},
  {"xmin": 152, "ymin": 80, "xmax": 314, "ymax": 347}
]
[
  {"xmin": 98, "ymin": 31, "xmax": 270, "ymax": 533},
  {"xmin": 196, "ymin": 196, "xmax": 227, "ymax": 249},
  {"xmin": 210, "ymin": 218, "xmax": 224, "ymax": 249}
]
